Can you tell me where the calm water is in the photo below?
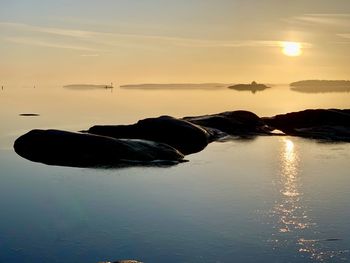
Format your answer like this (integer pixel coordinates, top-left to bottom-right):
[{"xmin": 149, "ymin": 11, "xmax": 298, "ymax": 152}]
[{"xmin": 1, "ymin": 85, "xmax": 350, "ymax": 263}]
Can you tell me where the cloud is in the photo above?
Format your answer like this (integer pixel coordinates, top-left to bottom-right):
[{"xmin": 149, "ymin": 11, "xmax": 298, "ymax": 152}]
[
  {"xmin": 0, "ymin": 22, "xmax": 95, "ymax": 38},
  {"xmin": 0, "ymin": 21, "xmax": 310, "ymax": 51},
  {"xmin": 292, "ymin": 14, "xmax": 350, "ymax": 28},
  {"xmin": 80, "ymin": 54, "xmax": 100, "ymax": 57},
  {"xmin": 3, "ymin": 36, "xmax": 98, "ymax": 51},
  {"xmin": 338, "ymin": 34, "xmax": 350, "ymax": 39}
]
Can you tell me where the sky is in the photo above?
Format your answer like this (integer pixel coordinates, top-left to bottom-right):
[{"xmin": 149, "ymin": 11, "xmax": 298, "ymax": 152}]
[{"xmin": 0, "ymin": 0, "xmax": 349, "ymax": 85}]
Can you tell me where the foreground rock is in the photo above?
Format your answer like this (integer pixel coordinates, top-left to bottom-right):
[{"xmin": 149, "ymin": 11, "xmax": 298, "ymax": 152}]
[
  {"xmin": 184, "ymin": 110, "xmax": 271, "ymax": 136},
  {"xmin": 87, "ymin": 116, "xmax": 211, "ymax": 155},
  {"xmin": 264, "ymin": 109, "xmax": 350, "ymax": 141},
  {"xmin": 14, "ymin": 129, "xmax": 184, "ymax": 167},
  {"xmin": 14, "ymin": 109, "xmax": 350, "ymax": 168}
]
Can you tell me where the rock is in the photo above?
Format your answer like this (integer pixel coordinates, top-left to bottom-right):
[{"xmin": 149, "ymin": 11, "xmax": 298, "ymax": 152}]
[
  {"xmin": 184, "ymin": 110, "xmax": 271, "ymax": 136},
  {"xmin": 86, "ymin": 116, "xmax": 210, "ymax": 155},
  {"xmin": 14, "ymin": 129, "xmax": 184, "ymax": 167},
  {"xmin": 263, "ymin": 109, "xmax": 350, "ymax": 141},
  {"xmin": 19, "ymin": 113, "xmax": 40, "ymax": 117}
]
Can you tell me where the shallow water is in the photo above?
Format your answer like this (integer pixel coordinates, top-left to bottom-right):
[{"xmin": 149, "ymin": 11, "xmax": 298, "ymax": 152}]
[{"xmin": 1, "ymin": 85, "xmax": 350, "ymax": 262}]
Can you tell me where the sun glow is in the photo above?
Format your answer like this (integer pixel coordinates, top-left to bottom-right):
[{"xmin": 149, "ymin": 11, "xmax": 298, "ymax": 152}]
[{"xmin": 282, "ymin": 41, "xmax": 302, "ymax": 57}]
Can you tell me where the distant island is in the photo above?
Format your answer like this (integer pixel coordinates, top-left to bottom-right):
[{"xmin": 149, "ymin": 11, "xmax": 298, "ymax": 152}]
[
  {"xmin": 120, "ymin": 83, "xmax": 227, "ymax": 89},
  {"xmin": 290, "ymin": 80, "xmax": 350, "ymax": 93},
  {"xmin": 228, "ymin": 81, "xmax": 271, "ymax": 93},
  {"xmin": 63, "ymin": 84, "xmax": 114, "ymax": 90}
]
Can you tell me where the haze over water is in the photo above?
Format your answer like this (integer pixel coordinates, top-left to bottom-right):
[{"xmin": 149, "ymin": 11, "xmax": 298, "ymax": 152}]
[{"xmin": 1, "ymin": 1, "xmax": 350, "ymax": 263}]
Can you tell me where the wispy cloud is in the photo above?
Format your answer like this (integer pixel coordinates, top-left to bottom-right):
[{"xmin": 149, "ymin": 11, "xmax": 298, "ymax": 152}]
[
  {"xmin": 80, "ymin": 54, "xmax": 100, "ymax": 57},
  {"xmin": 0, "ymin": 22, "xmax": 95, "ymax": 38},
  {"xmin": 3, "ymin": 36, "xmax": 98, "ymax": 51},
  {"xmin": 0, "ymin": 21, "xmax": 310, "ymax": 51},
  {"xmin": 291, "ymin": 14, "xmax": 350, "ymax": 27},
  {"xmin": 338, "ymin": 34, "xmax": 350, "ymax": 39}
]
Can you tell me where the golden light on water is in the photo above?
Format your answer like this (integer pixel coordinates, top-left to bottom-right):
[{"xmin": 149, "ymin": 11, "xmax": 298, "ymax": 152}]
[
  {"xmin": 282, "ymin": 41, "xmax": 302, "ymax": 57},
  {"xmin": 269, "ymin": 138, "xmax": 343, "ymax": 261}
]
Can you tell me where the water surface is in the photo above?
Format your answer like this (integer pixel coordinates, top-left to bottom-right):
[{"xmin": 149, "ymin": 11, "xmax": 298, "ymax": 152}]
[{"xmin": 0, "ymin": 85, "xmax": 350, "ymax": 262}]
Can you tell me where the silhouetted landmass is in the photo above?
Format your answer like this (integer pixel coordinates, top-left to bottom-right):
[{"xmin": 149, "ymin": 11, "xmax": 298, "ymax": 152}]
[
  {"xmin": 228, "ymin": 81, "xmax": 270, "ymax": 93},
  {"xmin": 14, "ymin": 109, "xmax": 350, "ymax": 168},
  {"xmin": 64, "ymin": 84, "xmax": 113, "ymax": 90},
  {"xmin": 290, "ymin": 80, "xmax": 350, "ymax": 93},
  {"xmin": 19, "ymin": 113, "xmax": 40, "ymax": 117},
  {"xmin": 120, "ymin": 83, "xmax": 228, "ymax": 90}
]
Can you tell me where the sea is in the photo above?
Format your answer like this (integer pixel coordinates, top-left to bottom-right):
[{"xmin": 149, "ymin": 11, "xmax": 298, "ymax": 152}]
[{"xmin": 0, "ymin": 83, "xmax": 350, "ymax": 263}]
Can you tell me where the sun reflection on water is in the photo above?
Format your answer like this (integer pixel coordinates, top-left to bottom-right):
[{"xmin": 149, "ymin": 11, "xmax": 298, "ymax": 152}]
[
  {"xmin": 269, "ymin": 138, "xmax": 348, "ymax": 262},
  {"xmin": 273, "ymin": 138, "xmax": 310, "ymax": 234}
]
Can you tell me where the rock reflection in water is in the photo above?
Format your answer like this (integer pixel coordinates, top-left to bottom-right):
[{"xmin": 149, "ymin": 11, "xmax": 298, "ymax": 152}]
[{"xmin": 270, "ymin": 138, "xmax": 348, "ymax": 262}]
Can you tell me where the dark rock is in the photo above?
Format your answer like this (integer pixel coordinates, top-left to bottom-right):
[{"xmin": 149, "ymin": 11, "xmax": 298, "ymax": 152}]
[
  {"xmin": 87, "ymin": 116, "xmax": 210, "ymax": 155},
  {"xmin": 263, "ymin": 109, "xmax": 350, "ymax": 141},
  {"xmin": 184, "ymin": 110, "xmax": 271, "ymax": 136},
  {"xmin": 19, "ymin": 113, "xmax": 40, "ymax": 116},
  {"xmin": 14, "ymin": 129, "xmax": 184, "ymax": 167}
]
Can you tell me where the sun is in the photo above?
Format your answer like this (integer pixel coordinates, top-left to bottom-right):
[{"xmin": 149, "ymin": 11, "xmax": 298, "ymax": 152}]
[{"xmin": 281, "ymin": 41, "xmax": 302, "ymax": 57}]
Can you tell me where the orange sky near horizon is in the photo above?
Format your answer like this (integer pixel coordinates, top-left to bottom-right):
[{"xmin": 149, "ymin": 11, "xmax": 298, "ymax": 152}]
[{"xmin": 0, "ymin": 0, "xmax": 349, "ymax": 86}]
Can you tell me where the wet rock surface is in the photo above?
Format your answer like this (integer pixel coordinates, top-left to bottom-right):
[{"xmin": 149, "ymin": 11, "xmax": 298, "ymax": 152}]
[
  {"xmin": 87, "ymin": 116, "xmax": 210, "ymax": 155},
  {"xmin": 184, "ymin": 110, "xmax": 271, "ymax": 136},
  {"xmin": 263, "ymin": 109, "xmax": 350, "ymax": 141},
  {"xmin": 14, "ymin": 129, "xmax": 184, "ymax": 167},
  {"xmin": 14, "ymin": 109, "xmax": 350, "ymax": 168}
]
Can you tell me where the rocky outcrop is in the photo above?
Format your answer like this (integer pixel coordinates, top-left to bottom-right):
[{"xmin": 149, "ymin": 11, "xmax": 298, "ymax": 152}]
[
  {"xmin": 87, "ymin": 116, "xmax": 211, "ymax": 155},
  {"xmin": 14, "ymin": 129, "xmax": 184, "ymax": 167},
  {"xmin": 13, "ymin": 109, "xmax": 350, "ymax": 168},
  {"xmin": 184, "ymin": 110, "xmax": 271, "ymax": 136},
  {"xmin": 263, "ymin": 109, "xmax": 350, "ymax": 141}
]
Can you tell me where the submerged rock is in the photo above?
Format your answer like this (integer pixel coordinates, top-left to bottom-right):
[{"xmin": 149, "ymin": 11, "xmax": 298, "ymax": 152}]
[
  {"xmin": 87, "ymin": 116, "xmax": 210, "ymax": 155},
  {"xmin": 184, "ymin": 110, "xmax": 271, "ymax": 136},
  {"xmin": 14, "ymin": 129, "xmax": 184, "ymax": 167},
  {"xmin": 263, "ymin": 109, "xmax": 350, "ymax": 141}
]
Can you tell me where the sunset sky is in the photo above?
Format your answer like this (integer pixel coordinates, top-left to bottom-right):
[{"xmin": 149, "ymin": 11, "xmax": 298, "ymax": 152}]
[{"xmin": 1, "ymin": 0, "xmax": 349, "ymax": 85}]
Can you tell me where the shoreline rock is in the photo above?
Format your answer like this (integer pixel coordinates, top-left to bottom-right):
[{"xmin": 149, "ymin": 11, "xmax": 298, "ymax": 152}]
[
  {"xmin": 263, "ymin": 109, "xmax": 350, "ymax": 142},
  {"xmin": 86, "ymin": 116, "xmax": 210, "ymax": 155},
  {"xmin": 14, "ymin": 129, "xmax": 185, "ymax": 168},
  {"xmin": 14, "ymin": 109, "xmax": 350, "ymax": 168}
]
